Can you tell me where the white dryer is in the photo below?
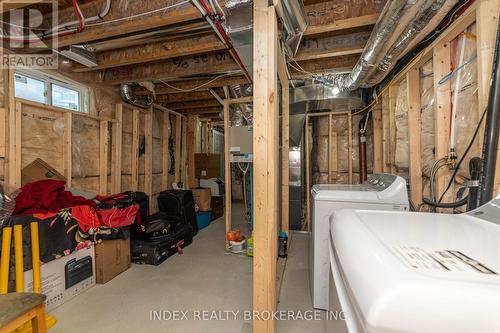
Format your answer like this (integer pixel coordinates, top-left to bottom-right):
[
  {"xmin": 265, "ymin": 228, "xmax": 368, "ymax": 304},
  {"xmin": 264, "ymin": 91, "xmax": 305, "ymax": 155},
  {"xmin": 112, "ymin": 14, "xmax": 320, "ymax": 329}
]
[
  {"xmin": 328, "ymin": 198, "xmax": 500, "ymax": 333},
  {"xmin": 310, "ymin": 173, "xmax": 409, "ymax": 310}
]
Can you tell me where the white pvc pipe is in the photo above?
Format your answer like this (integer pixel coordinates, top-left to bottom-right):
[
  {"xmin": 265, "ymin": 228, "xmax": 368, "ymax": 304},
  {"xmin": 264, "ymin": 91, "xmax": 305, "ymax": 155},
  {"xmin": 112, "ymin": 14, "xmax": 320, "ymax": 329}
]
[{"xmin": 450, "ymin": 32, "xmax": 467, "ymax": 151}]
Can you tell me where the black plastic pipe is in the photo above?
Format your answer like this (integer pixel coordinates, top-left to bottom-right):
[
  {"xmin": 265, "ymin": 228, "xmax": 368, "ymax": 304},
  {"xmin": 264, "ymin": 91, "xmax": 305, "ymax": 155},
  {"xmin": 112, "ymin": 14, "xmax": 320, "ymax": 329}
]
[
  {"xmin": 467, "ymin": 157, "xmax": 481, "ymax": 211},
  {"xmin": 479, "ymin": 19, "xmax": 500, "ymax": 205}
]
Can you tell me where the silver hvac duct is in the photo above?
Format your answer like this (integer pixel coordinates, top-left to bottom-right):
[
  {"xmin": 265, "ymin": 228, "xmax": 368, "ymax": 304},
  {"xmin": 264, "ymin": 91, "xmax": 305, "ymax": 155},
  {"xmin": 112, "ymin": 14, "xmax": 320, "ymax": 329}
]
[
  {"xmin": 119, "ymin": 84, "xmax": 153, "ymax": 109},
  {"xmin": 225, "ymin": 0, "xmax": 308, "ymax": 78},
  {"xmin": 288, "ymin": 81, "xmax": 366, "ymax": 147},
  {"xmin": 329, "ymin": 0, "xmax": 459, "ymax": 91},
  {"xmin": 273, "ymin": 0, "xmax": 308, "ymax": 55}
]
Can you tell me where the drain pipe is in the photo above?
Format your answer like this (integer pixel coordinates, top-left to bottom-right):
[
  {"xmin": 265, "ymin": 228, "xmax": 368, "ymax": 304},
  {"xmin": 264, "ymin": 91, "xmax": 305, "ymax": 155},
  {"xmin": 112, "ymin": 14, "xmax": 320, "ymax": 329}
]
[
  {"xmin": 479, "ymin": 19, "xmax": 500, "ymax": 205},
  {"xmin": 467, "ymin": 157, "xmax": 481, "ymax": 210},
  {"xmin": 191, "ymin": 0, "xmax": 252, "ymax": 82}
]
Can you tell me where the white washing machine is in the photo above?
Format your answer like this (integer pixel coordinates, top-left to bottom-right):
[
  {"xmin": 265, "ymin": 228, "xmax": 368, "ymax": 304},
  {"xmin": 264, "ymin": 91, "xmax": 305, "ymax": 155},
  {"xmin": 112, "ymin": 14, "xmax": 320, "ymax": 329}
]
[
  {"xmin": 310, "ymin": 173, "xmax": 409, "ymax": 310},
  {"xmin": 328, "ymin": 198, "xmax": 500, "ymax": 333}
]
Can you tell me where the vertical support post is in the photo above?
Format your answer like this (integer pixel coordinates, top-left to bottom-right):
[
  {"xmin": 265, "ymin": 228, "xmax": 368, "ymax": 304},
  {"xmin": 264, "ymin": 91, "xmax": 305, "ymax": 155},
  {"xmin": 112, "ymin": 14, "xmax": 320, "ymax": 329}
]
[
  {"xmin": 281, "ymin": 83, "xmax": 289, "ymax": 234},
  {"xmin": 144, "ymin": 110, "xmax": 153, "ymax": 210},
  {"xmin": 175, "ymin": 115, "xmax": 182, "ymax": 183},
  {"xmin": 224, "ymin": 101, "xmax": 231, "ymax": 248},
  {"xmin": 131, "ymin": 109, "xmax": 140, "ymax": 191},
  {"xmin": 8, "ymin": 100, "xmax": 22, "ymax": 187},
  {"xmin": 433, "ymin": 41, "xmax": 452, "ymax": 200},
  {"xmin": 186, "ymin": 115, "xmax": 197, "ymax": 188},
  {"xmin": 64, "ymin": 113, "xmax": 72, "ymax": 188},
  {"xmin": 99, "ymin": 120, "xmax": 109, "ymax": 195},
  {"xmin": 253, "ymin": 1, "xmax": 278, "ymax": 331},
  {"xmin": 407, "ymin": 68, "xmax": 423, "ymax": 206},
  {"xmin": 182, "ymin": 117, "xmax": 188, "ymax": 188},
  {"xmin": 372, "ymin": 104, "xmax": 383, "ymax": 173},
  {"xmin": 388, "ymin": 86, "xmax": 398, "ymax": 174},
  {"xmin": 348, "ymin": 112, "xmax": 353, "ymax": 184},
  {"xmin": 111, "ymin": 104, "xmax": 123, "ymax": 193},
  {"xmin": 162, "ymin": 110, "xmax": 170, "ymax": 189},
  {"xmin": 328, "ymin": 114, "xmax": 332, "ymax": 183},
  {"xmin": 381, "ymin": 91, "xmax": 391, "ymax": 173}
]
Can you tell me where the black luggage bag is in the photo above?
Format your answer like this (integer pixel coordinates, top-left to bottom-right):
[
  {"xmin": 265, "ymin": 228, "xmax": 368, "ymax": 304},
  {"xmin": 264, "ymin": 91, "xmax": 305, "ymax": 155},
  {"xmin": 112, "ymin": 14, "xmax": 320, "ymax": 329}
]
[
  {"xmin": 121, "ymin": 191, "xmax": 149, "ymax": 235},
  {"xmin": 131, "ymin": 223, "xmax": 193, "ymax": 265},
  {"xmin": 157, "ymin": 190, "xmax": 198, "ymax": 235},
  {"xmin": 131, "ymin": 212, "xmax": 173, "ymax": 240}
]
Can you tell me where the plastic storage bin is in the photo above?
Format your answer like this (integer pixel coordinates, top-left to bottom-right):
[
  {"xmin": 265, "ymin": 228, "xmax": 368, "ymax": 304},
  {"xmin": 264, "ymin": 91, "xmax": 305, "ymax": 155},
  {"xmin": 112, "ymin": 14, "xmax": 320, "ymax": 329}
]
[{"xmin": 196, "ymin": 210, "xmax": 212, "ymax": 230}]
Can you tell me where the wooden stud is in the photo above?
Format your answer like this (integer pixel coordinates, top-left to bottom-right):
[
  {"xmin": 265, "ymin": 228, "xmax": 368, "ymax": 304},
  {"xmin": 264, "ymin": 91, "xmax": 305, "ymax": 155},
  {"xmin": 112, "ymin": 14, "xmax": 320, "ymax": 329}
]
[
  {"xmin": 175, "ymin": 115, "xmax": 182, "ymax": 184},
  {"xmin": 131, "ymin": 109, "xmax": 140, "ymax": 191},
  {"xmin": 381, "ymin": 91, "xmax": 391, "ymax": 173},
  {"xmin": 182, "ymin": 118, "xmax": 188, "ymax": 187},
  {"xmin": 281, "ymin": 81, "xmax": 290, "ymax": 235},
  {"xmin": 162, "ymin": 110, "xmax": 170, "ymax": 189},
  {"xmin": 144, "ymin": 110, "xmax": 153, "ymax": 210},
  {"xmin": 186, "ymin": 115, "xmax": 197, "ymax": 188},
  {"xmin": 328, "ymin": 114, "xmax": 332, "ymax": 183},
  {"xmin": 99, "ymin": 120, "xmax": 109, "ymax": 195},
  {"xmin": 223, "ymin": 101, "xmax": 231, "ymax": 248},
  {"xmin": 64, "ymin": 113, "xmax": 72, "ymax": 188},
  {"xmin": 8, "ymin": 100, "xmax": 22, "ymax": 187},
  {"xmin": 388, "ymin": 86, "xmax": 398, "ymax": 174},
  {"xmin": 433, "ymin": 41, "xmax": 452, "ymax": 201},
  {"xmin": 407, "ymin": 68, "xmax": 423, "ymax": 206},
  {"xmin": 372, "ymin": 104, "xmax": 383, "ymax": 173},
  {"xmin": 331, "ymin": 132, "xmax": 338, "ymax": 176},
  {"xmin": 111, "ymin": 104, "xmax": 123, "ymax": 193},
  {"xmin": 253, "ymin": 2, "xmax": 279, "ymax": 331},
  {"xmin": 348, "ymin": 112, "xmax": 353, "ymax": 184}
]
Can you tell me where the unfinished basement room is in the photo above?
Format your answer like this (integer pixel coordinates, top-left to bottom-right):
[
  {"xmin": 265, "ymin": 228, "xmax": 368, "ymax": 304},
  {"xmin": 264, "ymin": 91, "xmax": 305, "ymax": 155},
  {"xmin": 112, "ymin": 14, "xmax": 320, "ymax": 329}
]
[{"xmin": 1, "ymin": 0, "xmax": 500, "ymax": 332}]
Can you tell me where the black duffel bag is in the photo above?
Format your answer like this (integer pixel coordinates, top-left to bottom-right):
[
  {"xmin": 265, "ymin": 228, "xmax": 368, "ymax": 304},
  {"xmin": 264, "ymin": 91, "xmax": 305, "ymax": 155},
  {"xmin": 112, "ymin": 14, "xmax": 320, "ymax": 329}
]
[{"xmin": 157, "ymin": 190, "xmax": 198, "ymax": 235}]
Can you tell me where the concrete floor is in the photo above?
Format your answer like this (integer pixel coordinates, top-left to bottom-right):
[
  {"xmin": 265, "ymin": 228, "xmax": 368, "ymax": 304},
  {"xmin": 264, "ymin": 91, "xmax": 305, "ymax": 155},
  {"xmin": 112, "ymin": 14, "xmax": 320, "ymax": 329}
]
[{"xmin": 50, "ymin": 204, "xmax": 322, "ymax": 333}]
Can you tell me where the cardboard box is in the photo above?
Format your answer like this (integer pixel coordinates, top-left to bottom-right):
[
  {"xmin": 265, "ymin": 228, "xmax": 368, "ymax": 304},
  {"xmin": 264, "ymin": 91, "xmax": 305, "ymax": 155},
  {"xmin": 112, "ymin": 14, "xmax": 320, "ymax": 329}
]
[
  {"xmin": 21, "ymin": 158, "xmax": 66, "ymax": 185},
  {"xmin": 24, "ymin": 245, "xmax": 95, "ymax": 312},
  {"xmin": 192, "ymin": 187, "xmax": 212, "ymax": 211},
  {"xmin": 195, "ymin": 153, "xmax": 221, "ymax": 179},
  {"xmin": 95, "ymin": 238, "xmax": 131, "ymax": 284}
]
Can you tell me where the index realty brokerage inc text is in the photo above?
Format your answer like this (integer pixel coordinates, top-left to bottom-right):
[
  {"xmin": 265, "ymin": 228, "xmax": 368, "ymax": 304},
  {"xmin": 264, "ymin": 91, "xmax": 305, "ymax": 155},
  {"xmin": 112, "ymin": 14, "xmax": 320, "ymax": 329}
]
[{"xmin": 150, "ymin": 310, "xmax": 347, "ymax": 321}]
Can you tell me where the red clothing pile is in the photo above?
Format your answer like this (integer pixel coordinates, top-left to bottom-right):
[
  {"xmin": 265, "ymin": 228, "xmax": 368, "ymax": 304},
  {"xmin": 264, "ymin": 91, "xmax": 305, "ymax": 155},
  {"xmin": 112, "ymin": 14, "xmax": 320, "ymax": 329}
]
[
  {"xmin": 14, "ymin": 179, "xmax": 95, "ymax": 215},
  {"xmin": 13, "ymin": 180, "xmax": 138, "ymax": 232}
]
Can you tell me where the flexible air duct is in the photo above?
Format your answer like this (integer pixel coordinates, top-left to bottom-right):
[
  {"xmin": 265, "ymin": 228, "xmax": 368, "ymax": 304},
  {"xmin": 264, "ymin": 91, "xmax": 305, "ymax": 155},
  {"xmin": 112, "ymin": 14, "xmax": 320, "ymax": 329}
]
[
  {"xmin": 119, "ymin": 84, "xmax": 153, "ymax": 109},
  {"xmin": 326, "ymin": 0, "xmax": 459, "ymax": 91}
]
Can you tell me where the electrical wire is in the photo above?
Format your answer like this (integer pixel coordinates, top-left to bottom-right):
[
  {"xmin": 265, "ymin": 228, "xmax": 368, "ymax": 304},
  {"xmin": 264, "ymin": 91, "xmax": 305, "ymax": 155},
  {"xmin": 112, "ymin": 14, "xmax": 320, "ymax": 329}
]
[
  {"xmin": 438, "ymin": 107, "xmax": 488, "ymax": 203},
  {"xmin": 237, "ymin": 162, "xmax": 251, "ymax": 221},
  {"xmin": 1, "ymin": 0, "xmax": 84, "ymax": 42},
  {"xmin": 85, "ymin": 0, "xmax": 190, "ymax": 27},
  {"xmin": 158, "ymin": 71, "xmax": 240, "ymax": 92}
]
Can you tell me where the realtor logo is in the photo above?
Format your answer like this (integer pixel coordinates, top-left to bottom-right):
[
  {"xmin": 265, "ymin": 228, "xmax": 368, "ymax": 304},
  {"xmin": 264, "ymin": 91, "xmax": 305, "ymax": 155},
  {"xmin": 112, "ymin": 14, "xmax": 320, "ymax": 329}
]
[{"xmin": 1, "ymin": 0, "xmax": 59, "ymax": 69}]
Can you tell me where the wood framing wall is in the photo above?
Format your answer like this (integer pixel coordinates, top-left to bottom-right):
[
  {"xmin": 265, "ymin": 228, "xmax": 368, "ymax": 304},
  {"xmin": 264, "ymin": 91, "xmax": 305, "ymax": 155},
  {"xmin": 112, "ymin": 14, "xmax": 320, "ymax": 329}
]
[
  {"xmin": 376, "ymin": 0, "xmax": 500, "ymax": 207},
  {"xmin": 0, "ymin": 70, "xmax": 189, "ymax": 214}
]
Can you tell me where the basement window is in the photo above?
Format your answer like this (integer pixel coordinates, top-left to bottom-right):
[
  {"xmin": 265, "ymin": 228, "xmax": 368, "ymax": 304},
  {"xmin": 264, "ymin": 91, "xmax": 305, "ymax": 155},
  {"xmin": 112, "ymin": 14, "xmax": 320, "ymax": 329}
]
[
  {"xmin": 52, "ymin": 84, "xmax": 80, "ymax": 111},
  {"xmin": 14, "ymin": 73, "xmax": 46, "ymax": 104},
  {"xmin": 14, "ymin": 69, "xmax": 88, "ymax": 112}
]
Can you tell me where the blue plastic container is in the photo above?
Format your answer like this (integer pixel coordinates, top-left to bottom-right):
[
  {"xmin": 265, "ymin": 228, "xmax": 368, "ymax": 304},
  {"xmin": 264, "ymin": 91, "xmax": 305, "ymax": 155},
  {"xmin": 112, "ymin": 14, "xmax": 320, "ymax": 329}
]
[{"xmin": 196, "ymin": 210, "xmax": 212, "ymax": 230}]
